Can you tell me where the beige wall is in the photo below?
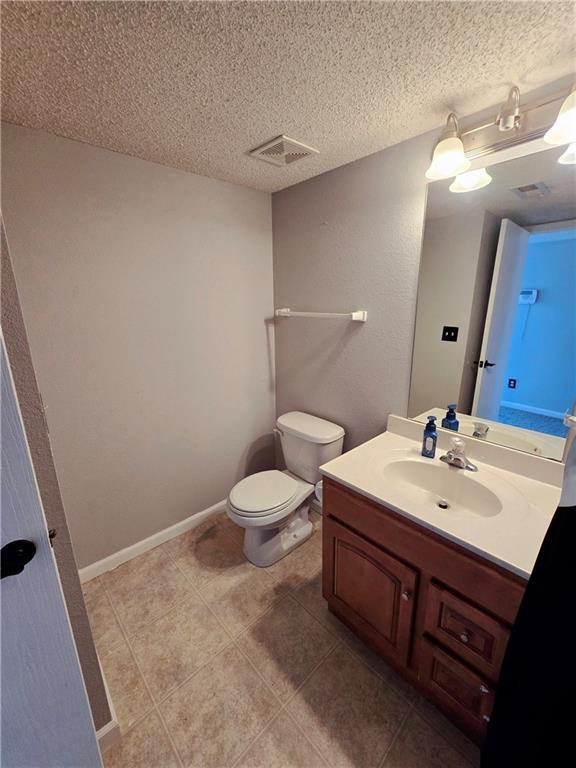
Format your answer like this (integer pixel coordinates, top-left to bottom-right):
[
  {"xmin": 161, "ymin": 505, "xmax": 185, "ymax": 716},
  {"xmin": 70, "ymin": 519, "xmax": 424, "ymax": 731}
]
[
  {"xmin": 272, "ymin": 132, "xmax": 433, "ymax": 449},
  {"xmin": 2, "ymin": 123, "xmax": 275, "ymax": 568},
  {"xmin": 409, "ymin": 210, "xmax": 500, "ymax": 418}
]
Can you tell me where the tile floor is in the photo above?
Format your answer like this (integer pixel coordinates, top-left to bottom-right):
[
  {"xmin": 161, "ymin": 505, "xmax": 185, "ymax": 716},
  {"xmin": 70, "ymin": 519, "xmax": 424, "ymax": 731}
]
[{"xmin": 83, "ymin": 511, "xmax": 480, "ymax": 768}]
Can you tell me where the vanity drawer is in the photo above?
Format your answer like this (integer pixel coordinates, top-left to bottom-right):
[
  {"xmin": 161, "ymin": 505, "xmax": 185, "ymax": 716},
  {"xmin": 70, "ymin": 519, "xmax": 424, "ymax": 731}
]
[
  {"xmin": 424, "ymin": 583, "xmax": 510, "ymax": 680},
  {"xmin": 420, "ymin": 639, "xmax": 495, "ymax": 741}
]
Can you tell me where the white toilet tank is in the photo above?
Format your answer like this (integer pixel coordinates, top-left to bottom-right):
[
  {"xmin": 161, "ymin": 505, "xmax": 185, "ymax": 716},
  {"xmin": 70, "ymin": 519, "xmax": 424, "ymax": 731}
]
[{"xmin": 276, "ymin": 411, "xmax": 345, "ymax": 484}]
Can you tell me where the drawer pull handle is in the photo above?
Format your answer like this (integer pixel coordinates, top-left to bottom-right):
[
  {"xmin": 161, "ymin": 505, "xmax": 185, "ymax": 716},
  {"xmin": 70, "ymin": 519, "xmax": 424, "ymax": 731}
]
[
  {"xmin": 459, "ymin": 631, "xmax": 470, "ymax": 643},
  {"xmin": 480, "ymin": 684, "xmax": 490, "ymax": 695},
  {"xmin": 401, "ymin": 590, "xmax": 411, "ymax": 602},
  {"xmin": 482, "ymin": 715, "xmax": 491, "ymax": 723}
]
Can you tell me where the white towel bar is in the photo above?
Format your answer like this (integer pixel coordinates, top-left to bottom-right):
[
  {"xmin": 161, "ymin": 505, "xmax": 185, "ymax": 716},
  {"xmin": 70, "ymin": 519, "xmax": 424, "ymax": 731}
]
[{"xmin": 274, "ymin": 308, "xmax": 367, "ymax": 322}]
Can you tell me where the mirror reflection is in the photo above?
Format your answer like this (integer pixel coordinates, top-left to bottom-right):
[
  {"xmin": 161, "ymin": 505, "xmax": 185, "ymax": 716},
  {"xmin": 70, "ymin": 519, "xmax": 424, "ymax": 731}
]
[{"xmin": 409, "ymin": 146, "xmax": 576, "ymax": 461}]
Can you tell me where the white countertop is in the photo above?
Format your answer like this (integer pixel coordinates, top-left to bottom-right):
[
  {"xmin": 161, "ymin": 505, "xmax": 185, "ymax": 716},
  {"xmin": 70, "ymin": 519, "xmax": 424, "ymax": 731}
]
[{"xmin": 320, "ymin": 416, "xmax": 563, "ymax": 580}]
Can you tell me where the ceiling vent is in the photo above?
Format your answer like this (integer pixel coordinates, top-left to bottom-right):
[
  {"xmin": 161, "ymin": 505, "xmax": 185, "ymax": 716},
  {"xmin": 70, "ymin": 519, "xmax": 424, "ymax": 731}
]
[
  {"xmin": 511, "ymin": 182, "xmax": 551, "ymax": 199},
  {"xmin": 249, "ymin": 135, "xmax": 319, "ymax": 167}
]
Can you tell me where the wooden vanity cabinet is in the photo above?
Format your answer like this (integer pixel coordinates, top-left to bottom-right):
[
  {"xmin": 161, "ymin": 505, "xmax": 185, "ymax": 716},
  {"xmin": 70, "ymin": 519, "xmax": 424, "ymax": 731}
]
[{"xmin": 322, "ymin": 478, "xmax": 526, "ymax": 744}]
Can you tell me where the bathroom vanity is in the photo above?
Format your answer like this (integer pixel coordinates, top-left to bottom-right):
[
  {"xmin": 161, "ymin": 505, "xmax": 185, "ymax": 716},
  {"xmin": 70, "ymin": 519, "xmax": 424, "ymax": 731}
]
[{"xmin": 320, "ymin": 416, "xmax": 562, "ymax": 743}]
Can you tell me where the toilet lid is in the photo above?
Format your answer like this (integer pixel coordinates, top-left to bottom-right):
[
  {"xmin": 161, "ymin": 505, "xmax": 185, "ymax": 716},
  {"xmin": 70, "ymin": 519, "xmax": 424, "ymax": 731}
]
[{"xmin": 229, "ymin": 470, "xmax": 298, "ymax": 514}]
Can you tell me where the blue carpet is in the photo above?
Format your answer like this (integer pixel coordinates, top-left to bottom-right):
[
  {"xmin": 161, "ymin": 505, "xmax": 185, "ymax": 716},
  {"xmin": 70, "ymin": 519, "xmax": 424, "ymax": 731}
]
[{"xmin": 498, "ymin": 406, "xmax": 567, "ymax": 438}]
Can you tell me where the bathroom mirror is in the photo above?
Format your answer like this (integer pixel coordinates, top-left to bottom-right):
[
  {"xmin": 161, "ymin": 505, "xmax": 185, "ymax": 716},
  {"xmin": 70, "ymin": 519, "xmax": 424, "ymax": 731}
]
[{"xmin": 409, "ymin": 144, "xmax": 576, "ymax": 461}]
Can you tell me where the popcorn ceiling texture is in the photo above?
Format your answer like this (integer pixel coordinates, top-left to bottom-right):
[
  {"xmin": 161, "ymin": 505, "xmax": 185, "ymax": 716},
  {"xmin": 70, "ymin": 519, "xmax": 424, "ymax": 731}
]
[{"xmin": 2, "ymin": 0, "xmax": 575, "ymax": 192}]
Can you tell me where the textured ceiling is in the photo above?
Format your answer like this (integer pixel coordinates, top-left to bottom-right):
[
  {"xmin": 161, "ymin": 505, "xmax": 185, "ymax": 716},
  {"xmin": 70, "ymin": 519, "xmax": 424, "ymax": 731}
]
[{"xmin": 2, "ymin": 1, "xmax": 575, "ymax": 192}]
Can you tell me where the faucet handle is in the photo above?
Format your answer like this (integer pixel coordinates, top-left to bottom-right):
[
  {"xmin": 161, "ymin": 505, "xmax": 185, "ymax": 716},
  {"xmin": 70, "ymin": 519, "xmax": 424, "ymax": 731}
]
[{"xmin": 450, "ymin": 437, "xmax": 466, "ymax": 455}]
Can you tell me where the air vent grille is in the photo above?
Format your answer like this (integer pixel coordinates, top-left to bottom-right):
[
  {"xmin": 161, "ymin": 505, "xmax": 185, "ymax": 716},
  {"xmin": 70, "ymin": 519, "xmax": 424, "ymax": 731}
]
[
  {"xmin": 511, "ymin": 182, "xmax": 550, "ymax": 199},
  {"xmin": 250, "ymin": 135, "xmax": 319, "ymax": 167}
]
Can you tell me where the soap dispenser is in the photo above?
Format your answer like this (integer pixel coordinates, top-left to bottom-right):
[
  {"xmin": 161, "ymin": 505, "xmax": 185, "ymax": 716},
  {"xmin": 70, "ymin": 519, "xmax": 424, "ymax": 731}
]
[
  {"xmin": 442, "ymin": 404, "xmax": 459, "ymax": 431},
  {"xmin": 421, "ymin": 416, "xmax": 437, "ymax": 458}
]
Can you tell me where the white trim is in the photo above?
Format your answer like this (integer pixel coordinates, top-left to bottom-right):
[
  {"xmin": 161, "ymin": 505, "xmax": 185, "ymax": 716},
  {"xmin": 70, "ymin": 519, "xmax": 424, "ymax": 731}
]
[
  {"xmin": 79, "ymin": 499, "xmax": 226, "ymax": 583},
  {"xmin": 501, "ymin": 400, "xmax": 565, "ymax": 420},
  {"xmin": 527, "ymin": 219, "xmax": 576, "ymax": 234},
  {"xmin": 96, "ymin": 719, "xmax": 121, "ymax": 754}
]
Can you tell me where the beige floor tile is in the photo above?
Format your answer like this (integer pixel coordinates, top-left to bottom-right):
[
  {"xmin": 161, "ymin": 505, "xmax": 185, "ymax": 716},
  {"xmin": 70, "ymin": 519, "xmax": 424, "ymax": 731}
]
[
  {"xmin": 309, "ymin": 508, "xmax": 323, "ymax": 531},
  {"xmin": 162, "ymin": 519, "xmax": 251, "ymax": 591},
  {"xmin": 265, "ymin": 530, "xmax": 322, "ymax": 589},
  {"xmin": 82, "ymin": 575, "xmax": 107, "ymax": 603},
  {"xmin": 236, "ymin": 711, "xmax": 327, "ymax": 768},
  {"xmin": 103, "ymin": 711, "xmax": 179, "ymax": 768},
  {"xmin": 286, "ymin": 645, "xmax": 408, "ymax": 768},
  {"xmin": 414, "ymin": 696, "xmax": 481, "ymax": 767},
  {"xmin": 99, "ymin": 636, "xmax": 154, "ymax": 731},
  {"xmin": 290, "ymin": 572, "xmax": 347, "ymax": 635},
  {"xmin": 131, "ymin": 592, "xmax": 230, "ymax": 700},
  {"xmin": 201, "ymin": 565, "xmax": 288, "ymax": 636},
  {"xmin": 161, "ymin": 645, "xmax": 280, "ymax": 768},
  {"xmin": 105, "ymin": 546, "xmax": 193, "ymax": 637},
  {"xmin": 84, "ymin": 589, "xmax": 125, "ymax": 653},
  {"xmin": 383, "ymin": 711, "xmax": 472, "ymax": 768},
  {"xmin": 237, "ymin": 595, "xmax": 336, "ymax": 702}
]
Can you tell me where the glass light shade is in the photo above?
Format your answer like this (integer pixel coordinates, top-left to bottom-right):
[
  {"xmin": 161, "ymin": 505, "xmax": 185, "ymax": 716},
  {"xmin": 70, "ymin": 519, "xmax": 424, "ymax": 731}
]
[
  {"xmin": 544, "ymin": 91, "xmax": 576, "ymax": 145},
  {"xmin": 449, "ymin": 168, "xmax": 492, "ymax": 193},
  {"xmin": 558, "ymin": 143, "xmax": 576, "ymax": 165},
  {"xmin": 425, "ymin": 136, "xmax": 471, "ymax": 180}
]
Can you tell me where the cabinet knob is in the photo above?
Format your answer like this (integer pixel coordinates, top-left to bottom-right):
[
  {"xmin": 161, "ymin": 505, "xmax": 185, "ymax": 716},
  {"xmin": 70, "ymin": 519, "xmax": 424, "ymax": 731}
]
[
  {"xmin": 401, "ymin": 590, "xmax": 411, "ymax": 602},
  {"xmin": 459, "ymin": 631, "xmax": 470, "ymax": 643},
  {"xmin": 479, "ymin": 684, "xmax": 490, "ymax": 695},
  {"xmin": 482, "ymin": 715, "xmax": 491, "ymax": 723}
]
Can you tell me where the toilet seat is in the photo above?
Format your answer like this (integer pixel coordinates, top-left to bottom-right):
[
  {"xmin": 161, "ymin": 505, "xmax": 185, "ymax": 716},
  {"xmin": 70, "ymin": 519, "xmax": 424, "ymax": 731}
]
[{"xmin": 229, "ymin": 470, "xmax": 298, "ymax": 517}]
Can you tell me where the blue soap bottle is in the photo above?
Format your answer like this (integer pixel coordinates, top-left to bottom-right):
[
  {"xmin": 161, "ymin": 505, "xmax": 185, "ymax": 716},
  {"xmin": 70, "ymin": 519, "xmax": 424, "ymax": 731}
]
[
  {"xmin": 422, "ymin": 416, "xmax": 437, "ymax": 458},
  {"xmin": 441, "ymin": 404, "xmax": 459, "ymax": 431}
]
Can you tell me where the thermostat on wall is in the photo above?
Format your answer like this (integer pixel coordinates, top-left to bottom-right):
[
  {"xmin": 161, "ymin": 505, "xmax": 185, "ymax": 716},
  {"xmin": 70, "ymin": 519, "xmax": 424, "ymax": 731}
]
[{"xmin": 518, "ymin": 289, "xmax": 538, "ymax": 304}]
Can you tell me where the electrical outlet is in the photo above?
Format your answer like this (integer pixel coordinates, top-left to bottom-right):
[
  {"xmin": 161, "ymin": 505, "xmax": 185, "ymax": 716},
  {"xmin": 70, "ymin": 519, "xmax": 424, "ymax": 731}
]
[
  {"xmin": 441, "ymin": 326, "xmax": 459, "ymax": 342},
  {"xmin": 508, "ymin": 378, "xmax": 517, "ymax": 389}
]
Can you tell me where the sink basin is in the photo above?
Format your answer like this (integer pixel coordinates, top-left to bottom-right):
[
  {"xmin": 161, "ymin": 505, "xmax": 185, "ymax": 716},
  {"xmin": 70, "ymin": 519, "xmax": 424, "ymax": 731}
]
[{"xmin": 380, "ymin": 460, "xmax": 505, "ymax": 518}]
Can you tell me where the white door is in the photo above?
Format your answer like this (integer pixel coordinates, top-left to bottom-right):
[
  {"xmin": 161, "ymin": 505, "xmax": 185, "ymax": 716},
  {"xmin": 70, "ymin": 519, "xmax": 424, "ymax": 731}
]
[
  {"xmin": 1, "ymin": 338, "xmax": 102, "ymax": 768},
  {"xmin": 472, "ymin": 219, "xmax": 530, "ymax": 421}
]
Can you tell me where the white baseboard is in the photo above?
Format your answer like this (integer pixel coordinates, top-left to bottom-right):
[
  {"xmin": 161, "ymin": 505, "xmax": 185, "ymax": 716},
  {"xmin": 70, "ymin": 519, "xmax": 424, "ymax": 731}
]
[
  {"xmin": 97, "ymin": 718, "xmax": 121, "ymax": 754},
  {"xmin": 79, "ymin": 499, "xmax": 226, "ymax": 583},
  {"xmin": 501, "ymin": 400, "xmax": 565, "ymax": 420}
]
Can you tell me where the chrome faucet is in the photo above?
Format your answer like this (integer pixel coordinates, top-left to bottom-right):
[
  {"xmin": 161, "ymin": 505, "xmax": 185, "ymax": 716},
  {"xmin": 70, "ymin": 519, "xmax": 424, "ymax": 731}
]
[
  {"xmin": 440, "ymin": 438, "xmax": 478, "ymax": 472},
  {"xmin": 473, "ymin": 422, "xmax": 490, "ymax": 440}
]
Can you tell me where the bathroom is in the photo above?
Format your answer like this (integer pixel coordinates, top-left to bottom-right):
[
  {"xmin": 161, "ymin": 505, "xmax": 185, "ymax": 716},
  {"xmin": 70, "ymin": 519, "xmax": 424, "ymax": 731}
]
[{"xmin": 1, "ymin": 2, "xmax": 575, "ymax": 767}]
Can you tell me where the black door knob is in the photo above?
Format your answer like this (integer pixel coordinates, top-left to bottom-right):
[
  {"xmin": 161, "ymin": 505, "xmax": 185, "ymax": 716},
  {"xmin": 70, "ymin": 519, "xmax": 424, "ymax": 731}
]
[
  {"xmin": 484, "ymin": 360, "xmax": 496, "ymax": 368},
  {"xmin": 1, "ymin": 539, "xmax": 37, "ymax": 580}
]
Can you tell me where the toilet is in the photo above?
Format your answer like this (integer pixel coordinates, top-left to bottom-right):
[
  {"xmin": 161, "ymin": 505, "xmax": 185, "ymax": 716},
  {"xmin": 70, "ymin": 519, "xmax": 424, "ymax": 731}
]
[{"xmin": 227, "ymin": 411, "xmax": 345, "ymax": 567}]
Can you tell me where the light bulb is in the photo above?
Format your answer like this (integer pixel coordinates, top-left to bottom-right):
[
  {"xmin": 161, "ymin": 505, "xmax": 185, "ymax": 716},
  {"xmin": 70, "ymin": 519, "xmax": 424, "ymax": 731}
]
[
  {"xmin": 426, "ymin": 137, "xmax": 471, "ymax": 180},
  {"xmin": 558, "ymin": 143, "xmax": 576, "ymax": 165},
  {"xmin": 425, "ymin": 113, "xmax": 471, "ymax": 181},
  {"xmin": 544, "ymin": 90, "xmax": 576, "ymax": 146},
  {"xmin": 449, "ymin": 168, "xmax": 492, "ymax": 193}
]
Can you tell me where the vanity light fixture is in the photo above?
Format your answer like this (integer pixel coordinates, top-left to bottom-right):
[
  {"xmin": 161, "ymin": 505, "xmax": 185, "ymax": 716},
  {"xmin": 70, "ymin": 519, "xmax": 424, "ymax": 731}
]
[
  {"xmin": 497, "ymin": 86, "xmax": 521, "ymax": 131},
  {"xmin": 544, "ymin": 89, "xmax": 576, "ymax": 145},
  {"xmin": 558, "ymin": 143, "xmax": 576, "ymax": 165},
  {"xmin": 425, "ymin": 113, "xmax": 471, "ymax": 180},
  {"xmin": 449, "ymin": 167, "xmax": 492, "ymax": 193}
]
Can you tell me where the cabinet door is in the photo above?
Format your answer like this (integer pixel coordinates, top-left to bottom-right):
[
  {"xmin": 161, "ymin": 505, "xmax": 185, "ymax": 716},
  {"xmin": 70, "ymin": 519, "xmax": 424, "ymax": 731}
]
[
  {"xmin": 420, "ymin": 639, "xmax": 495, "ymax": 741},
  {"xmin": 323, "ymin": 518, "xmax": 418, "ymax": 666}
]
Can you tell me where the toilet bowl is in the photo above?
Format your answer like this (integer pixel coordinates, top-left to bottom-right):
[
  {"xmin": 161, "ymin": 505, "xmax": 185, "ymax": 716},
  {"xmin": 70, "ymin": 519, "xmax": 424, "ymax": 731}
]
[{"xmin": 227, "ymin": 412, "xmax": 344, "ymax": 567}]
